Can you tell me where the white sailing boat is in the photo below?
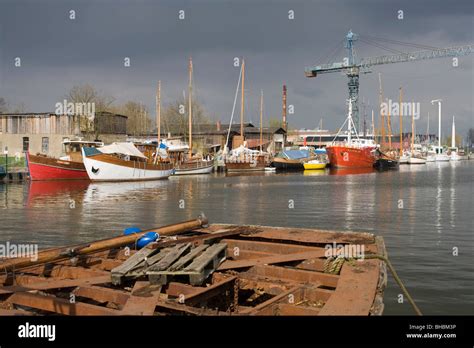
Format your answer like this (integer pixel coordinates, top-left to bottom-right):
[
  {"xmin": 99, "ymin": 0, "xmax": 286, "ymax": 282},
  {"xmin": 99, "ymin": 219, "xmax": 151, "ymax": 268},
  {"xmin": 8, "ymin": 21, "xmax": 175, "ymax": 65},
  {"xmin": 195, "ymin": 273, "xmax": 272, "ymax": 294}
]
[
  {"xmin": 173, "ymin": 58, "xmax": 214, "ymax": 175},
  {"xmin": 431, "ymin": 99, "xmax": 450, "ymax": 161},
  {"xmin": 81, "ymin": 142, "xmax": 174, "ymax": 181},
  {"xmin": 408, "ymin": 112, "xmax": 426, "ymax": 164},
  {"xmin": 448, "ymin": 116, "xmax": 460, "ymax": 161}
]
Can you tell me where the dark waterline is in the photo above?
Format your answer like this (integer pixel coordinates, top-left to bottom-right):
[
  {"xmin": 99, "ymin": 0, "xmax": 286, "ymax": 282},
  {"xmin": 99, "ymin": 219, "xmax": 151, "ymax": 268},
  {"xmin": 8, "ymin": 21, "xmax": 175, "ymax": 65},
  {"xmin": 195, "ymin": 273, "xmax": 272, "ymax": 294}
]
[{"xmin": 0, "ymin": 161, "xmax": 473, "ymax": 315}]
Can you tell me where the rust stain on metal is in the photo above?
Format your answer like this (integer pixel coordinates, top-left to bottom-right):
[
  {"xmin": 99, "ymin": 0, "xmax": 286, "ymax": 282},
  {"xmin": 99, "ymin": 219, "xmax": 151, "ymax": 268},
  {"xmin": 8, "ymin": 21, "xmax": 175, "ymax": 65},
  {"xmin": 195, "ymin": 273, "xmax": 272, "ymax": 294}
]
[{"xmin": 0, "ymin": 222, "xmax": 386, "ymax": 316}]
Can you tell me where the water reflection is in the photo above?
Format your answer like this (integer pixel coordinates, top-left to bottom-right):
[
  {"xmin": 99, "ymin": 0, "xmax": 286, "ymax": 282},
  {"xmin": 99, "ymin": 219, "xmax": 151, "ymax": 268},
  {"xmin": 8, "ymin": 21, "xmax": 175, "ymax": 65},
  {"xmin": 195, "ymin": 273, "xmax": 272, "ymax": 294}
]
[{"xmin": 1, "ymin": 161, "xmax": 472, "ymax": 314}]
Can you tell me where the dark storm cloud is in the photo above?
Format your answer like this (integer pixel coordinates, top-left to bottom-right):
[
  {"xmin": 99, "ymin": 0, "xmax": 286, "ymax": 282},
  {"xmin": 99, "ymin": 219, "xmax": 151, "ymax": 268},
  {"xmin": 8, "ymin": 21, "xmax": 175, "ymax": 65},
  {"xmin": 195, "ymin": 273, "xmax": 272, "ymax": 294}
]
[{"xmin": 0, "ymin": 0, "xmax": 472, "ymax": 136}]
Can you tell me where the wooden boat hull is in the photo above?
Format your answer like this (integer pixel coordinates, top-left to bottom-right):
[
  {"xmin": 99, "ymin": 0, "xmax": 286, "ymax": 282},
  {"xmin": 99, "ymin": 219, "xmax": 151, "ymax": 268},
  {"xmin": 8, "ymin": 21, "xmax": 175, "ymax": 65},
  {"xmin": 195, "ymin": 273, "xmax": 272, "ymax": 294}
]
[
  {"xmin": 374, "ymin": 158, "xmax": 399, "ymax": 170},
  {"xmin": 82, "ymin": 149, "xmax": 174, "ymax": 182},
  {"xmin": 272, "ymin": 157, "xmax": 304, "ymax": 170},
  {"xmin": 26, "ymin": 152, "xmax": 89, "ymax": 181},
  {"xmin": 174, "ymin": 160, "xmax": 213, "ymax": 175},
  {"xmin": 326, "ymin": 145, "xmax": 376, "ymax": 168},
  {"xmin": 0, "ymin": 222, "xmax": 387, "ymax": 316}
]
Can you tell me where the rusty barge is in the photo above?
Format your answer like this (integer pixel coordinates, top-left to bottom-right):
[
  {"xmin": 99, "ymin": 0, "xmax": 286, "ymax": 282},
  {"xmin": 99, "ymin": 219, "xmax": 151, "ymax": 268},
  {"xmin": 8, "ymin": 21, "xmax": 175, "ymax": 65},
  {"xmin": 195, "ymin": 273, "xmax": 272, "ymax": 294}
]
[{"xmin": 0, "ymin": 217, "xmax": 387, "ymax": 316}]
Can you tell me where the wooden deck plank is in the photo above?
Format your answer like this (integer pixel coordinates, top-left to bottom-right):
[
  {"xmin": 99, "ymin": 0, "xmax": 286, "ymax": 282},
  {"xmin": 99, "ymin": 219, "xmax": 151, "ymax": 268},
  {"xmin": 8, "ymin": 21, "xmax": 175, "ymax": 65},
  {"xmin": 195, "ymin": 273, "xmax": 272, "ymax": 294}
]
[
  {"xmin": 6, "ymin": 292, "xmax": 120, "ymax": 315},
  {"xmin": 318, "ymin": 259, "xmax": 380, "ymax": 316},
  {"xmin": 244, "ymin": 265, "xmax": 339, "ymax": 288},
  {"xmin": 0, "ymin": 275, "xmax": 111, "ymax": 295},
  {"xmin": 208, "ymin": 224, "xmax": 376, "ymax": 244},
  {"xmin": 218, "ymin": 250, "xmax": 327, "ymax": 271}
]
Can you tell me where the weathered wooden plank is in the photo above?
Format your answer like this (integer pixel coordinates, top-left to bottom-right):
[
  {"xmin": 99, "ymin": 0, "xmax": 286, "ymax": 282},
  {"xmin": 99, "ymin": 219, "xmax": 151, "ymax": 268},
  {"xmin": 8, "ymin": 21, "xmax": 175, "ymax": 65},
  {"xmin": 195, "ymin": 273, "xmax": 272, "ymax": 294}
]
[
  {"xmin": 183, "ymin": 243, "xmax": 227, "ymax": 285},
  {"xmin": 6, "ymin": 292, "xmax": 120, "ymax": 315},
  {"xmin": 168, "ymin": 244, "xmax": 209, "ymax": 271},
  {"xmin": 222, "ymin": 239, "xmax": 324, "ymax": 255},
  {"xmin": 0, "ymin": 275, "xmax": 110, "ymax": 295},
  {"xmin": 0, "ymin": 308, "xmax": 35, "ymax": 316},
  {"xmin": 73, "ymin": 286, "xmax": 130, "ymax": 306},
  {"xmin": 243, "ymin": 265, "xmax": 339, "ymax": 288},
  {"xmin": 205, "ymin": 224, "xmax": 375, "ymax": 244},
  {"xmin": 218, "ymin": 250, "xmax": 327, "ymax": 271},
  {"xmin": 111, "ymin": 246, "xmax": 157, "ymax": 285},
  {"xmin": 146, "ymin": 243, "xmax": 191, "ymax": 273},
  {"xmin": 318, "ymin": 259, "xmax": 380, "ymax": 316}
]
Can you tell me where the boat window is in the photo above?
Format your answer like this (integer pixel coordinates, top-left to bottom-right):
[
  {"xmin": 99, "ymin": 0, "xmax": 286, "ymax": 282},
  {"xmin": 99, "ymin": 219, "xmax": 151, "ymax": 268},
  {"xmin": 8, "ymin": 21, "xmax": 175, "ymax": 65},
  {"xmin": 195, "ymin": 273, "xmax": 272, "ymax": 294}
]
[
  {"xmin": 41, "ymin": 137, "xmax": 49, "ymax": 153},
  {"xmin": 22, "ymin": 137, "xmax": 29, "ymax": 152}
]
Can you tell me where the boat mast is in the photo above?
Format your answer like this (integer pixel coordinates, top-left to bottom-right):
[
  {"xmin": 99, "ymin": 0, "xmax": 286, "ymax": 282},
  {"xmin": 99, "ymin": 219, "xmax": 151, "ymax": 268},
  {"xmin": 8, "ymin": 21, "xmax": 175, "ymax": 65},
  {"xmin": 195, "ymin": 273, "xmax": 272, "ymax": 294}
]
[
  {"xmin": 387, "ymin": 97, "xmax": 392, "ymax": 149},
  {"xmin": 157, "ymin": 80, "xmax": 161, "ymax": 147},
  {"xmin": 260, "ymin": 90, "xmax": 263, "ymax": 152},
  {"xmin": 411, "ymin": 99, "xmax": 415, "ymax": 153},
  {"xmin": 452, "ymin": 116, "xmax": 455, "ymax": 148},
  {"xmin": 371, "ymin": 109, "xmax": 375, "ymax": 139},
  {"xmin": 347, "ymin": 99, "xmax": 352, "ymax": 143},
  {"xmin": 426, "ymin": 111, "xmax": 430, "ymax": 144},
  {"xmin": 188, "ymin": 57, "xmax": 193, "ymax": 158},
  {"xmin": 240, "ymin": 59, "xmax": 245, "ymax": 142},
  {"xmin": 399, "ymin": 87, "xmax": 403, "ymax": 156},
  {"xmin": 378, "ymin": 73, "xmax": 385, "ymax": 147}
]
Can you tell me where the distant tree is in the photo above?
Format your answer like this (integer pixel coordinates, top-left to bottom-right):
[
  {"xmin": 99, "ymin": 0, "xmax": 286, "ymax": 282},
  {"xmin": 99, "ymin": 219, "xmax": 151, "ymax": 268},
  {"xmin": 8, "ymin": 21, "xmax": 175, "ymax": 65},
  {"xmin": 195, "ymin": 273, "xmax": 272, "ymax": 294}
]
[
  {"xmin": 64, "ymin": 84, "xmax": 115, "ymax": 112},
  {"xmin": 468, "ymin": 128, "xmax": 474, "ymax": 148},
  {"xmin": 445, "ymin": 135, "xmax": 463, "ymax": 148},
  {"xmin": 111, "ymin": 101, "xmax": 153, "ymax": 136},
  {"xmin": 12, "ymin": 102, "xmax": 26, "ymax": 113},
  {"xmin": 0, "ymin": 98, "xmax": 7, "ymax": 113},
  {"xmin": 63, "ymin": 85, "xmax": 115, "ymax": 139},
  {"xmin": 161, "ymin": 97, "xmax": 211, "ymax": 137},
  {"xmin": 268, "ymin": 118, "xmax": 283, "ymax": 128}
]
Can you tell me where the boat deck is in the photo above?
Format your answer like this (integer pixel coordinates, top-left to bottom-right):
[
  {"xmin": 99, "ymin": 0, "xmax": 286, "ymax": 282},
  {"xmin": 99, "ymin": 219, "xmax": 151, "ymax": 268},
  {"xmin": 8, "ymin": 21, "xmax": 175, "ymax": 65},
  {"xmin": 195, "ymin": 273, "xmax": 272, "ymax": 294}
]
[{"xmin": 0, "ymin": 224, "xmax": 387, "ymax": 316}]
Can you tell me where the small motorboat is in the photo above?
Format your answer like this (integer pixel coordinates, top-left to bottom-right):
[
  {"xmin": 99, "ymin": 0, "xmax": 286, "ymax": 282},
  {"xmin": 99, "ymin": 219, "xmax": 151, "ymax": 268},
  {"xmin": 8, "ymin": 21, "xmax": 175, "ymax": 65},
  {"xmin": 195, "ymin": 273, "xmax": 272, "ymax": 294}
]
[{"xmin": 303, "ymin": 160, "xmax": 326, "ymax": 170}]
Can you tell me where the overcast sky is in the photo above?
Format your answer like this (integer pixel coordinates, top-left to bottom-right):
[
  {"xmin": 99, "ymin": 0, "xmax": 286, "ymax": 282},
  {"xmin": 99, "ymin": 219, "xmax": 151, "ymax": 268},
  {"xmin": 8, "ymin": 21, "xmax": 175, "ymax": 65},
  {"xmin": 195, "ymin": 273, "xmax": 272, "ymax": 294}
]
[{"xmin": 0, "ymin": 0, "xmax": 472, "ymax": 138}]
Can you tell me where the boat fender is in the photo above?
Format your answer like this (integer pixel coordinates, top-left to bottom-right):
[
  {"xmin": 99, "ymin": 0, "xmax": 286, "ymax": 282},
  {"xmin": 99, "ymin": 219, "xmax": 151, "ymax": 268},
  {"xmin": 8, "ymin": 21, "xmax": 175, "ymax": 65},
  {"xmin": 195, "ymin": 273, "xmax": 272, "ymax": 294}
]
[
  {"xmin": 137, "ymin": 232, "xmax": 159, "ymax": 248},
  {"xmin": 123, "ymin": 227, "xmax": 142, "ymax": 235}
]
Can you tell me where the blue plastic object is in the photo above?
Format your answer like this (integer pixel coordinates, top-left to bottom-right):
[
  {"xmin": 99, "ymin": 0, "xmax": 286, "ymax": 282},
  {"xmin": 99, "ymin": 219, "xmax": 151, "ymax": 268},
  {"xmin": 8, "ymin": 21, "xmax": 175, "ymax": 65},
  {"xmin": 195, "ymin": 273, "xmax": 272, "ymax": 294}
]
[
  {"xmin": 136, "ymin": 232, "xmax": 159, "ymax": 248},
  {"xmin": 124, "ymin": 227, "xmax": 142, "ymax": 235}
]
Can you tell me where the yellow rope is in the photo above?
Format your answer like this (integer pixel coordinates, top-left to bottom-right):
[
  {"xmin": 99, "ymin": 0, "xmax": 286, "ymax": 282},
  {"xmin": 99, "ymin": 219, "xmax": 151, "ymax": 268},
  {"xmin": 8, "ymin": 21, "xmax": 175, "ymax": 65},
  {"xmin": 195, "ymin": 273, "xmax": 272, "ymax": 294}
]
[{"xmin": 324, "ymin": 254, "xmax": 422, "ymax": 316}]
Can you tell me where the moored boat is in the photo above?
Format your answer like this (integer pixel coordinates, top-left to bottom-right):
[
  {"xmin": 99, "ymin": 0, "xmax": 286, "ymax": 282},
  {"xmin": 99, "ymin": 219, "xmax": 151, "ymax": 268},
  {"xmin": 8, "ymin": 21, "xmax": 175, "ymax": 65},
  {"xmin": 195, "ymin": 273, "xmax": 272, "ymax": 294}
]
[
  {"xmin": 272, "ymin": 149, "xmax": 313, "ymax": 170},
  {"xmin": 326, "ymin": 99, "xmax": 378, "ymax": 169},
  {"xmin": 303, "ymin": 159, "xmax": 327, "ymax": 170},
  {"xmin": 0, "ymin": 216, "xmax": 392, "ymax": 316},
  {"xmin": 408, "ymin": 156, "xmax": 426, "ymax": 164},
  {"xmin": 26, "ymin": 139, "xmax": 103, "ymax": 181},
  {"xmin": 81, "ymin": 142, "xmax": 174, "ymax": 181}
]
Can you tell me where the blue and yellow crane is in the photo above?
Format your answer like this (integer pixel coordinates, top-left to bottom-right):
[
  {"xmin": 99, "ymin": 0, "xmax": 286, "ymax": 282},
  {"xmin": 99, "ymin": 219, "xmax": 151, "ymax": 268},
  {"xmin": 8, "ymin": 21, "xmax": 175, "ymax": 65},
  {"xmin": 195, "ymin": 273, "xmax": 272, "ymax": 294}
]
[{"xmin": 305, "ymin": 30, "xmax": 473, "ymax": 127}]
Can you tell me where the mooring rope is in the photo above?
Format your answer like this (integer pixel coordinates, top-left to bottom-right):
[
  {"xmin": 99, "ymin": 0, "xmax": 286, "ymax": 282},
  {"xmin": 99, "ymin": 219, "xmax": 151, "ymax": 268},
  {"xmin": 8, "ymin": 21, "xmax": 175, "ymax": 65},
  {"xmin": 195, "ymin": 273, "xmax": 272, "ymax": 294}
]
[{"xmin": 324, "ymin": 254, "xmax": 422, "ymax": 316}]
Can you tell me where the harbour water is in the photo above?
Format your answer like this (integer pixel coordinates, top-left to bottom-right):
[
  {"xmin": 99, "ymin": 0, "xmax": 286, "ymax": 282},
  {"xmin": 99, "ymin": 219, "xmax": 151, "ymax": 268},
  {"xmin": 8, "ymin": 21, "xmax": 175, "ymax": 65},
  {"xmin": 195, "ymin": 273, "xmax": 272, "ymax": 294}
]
[{"xmin": 0, "ymin": 161, "xmax": 472, "ymax": 315}]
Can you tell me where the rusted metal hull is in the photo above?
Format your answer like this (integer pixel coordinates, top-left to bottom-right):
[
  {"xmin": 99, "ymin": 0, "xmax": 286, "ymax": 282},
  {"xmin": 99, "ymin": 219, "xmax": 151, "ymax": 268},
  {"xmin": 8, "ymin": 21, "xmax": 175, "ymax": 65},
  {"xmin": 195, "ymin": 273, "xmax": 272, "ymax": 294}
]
[{"xmin": 0, "ymin": 223, "xmax": 386, "ymax": 316}]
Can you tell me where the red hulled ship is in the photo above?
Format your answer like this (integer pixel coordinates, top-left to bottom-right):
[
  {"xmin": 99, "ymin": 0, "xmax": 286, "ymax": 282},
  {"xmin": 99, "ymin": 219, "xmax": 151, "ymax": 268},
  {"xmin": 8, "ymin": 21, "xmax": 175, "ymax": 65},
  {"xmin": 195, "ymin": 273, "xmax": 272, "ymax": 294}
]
[
  {"xmin": 27, "ymin": 140, "xmax": 102, "ymax": 181},
  {"xmin": 326, "ymin": 99, "xmax": 378, "ymax": 168}
]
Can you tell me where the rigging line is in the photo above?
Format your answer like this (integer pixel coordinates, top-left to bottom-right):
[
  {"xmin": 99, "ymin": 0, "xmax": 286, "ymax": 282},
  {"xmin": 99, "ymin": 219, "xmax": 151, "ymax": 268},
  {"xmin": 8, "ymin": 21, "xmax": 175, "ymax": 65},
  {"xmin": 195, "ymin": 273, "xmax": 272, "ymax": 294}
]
[
  {"xmin": 360, "ymin": 37, "xmax": 407, "ymax": 54},
  {"xmin": 359, "ymin": 38, "xmax": 406, "ymax": 55},
  {"xmin": 314, "ymin": 38, "xmax": 345, "ymax": 65},
  {"xmin": 362, "ymin": 34, "xmax": 440, "ymax": 50},
  {"xmin": 225, "ymin": 63, "xmax": 243, "ymax": 153}
]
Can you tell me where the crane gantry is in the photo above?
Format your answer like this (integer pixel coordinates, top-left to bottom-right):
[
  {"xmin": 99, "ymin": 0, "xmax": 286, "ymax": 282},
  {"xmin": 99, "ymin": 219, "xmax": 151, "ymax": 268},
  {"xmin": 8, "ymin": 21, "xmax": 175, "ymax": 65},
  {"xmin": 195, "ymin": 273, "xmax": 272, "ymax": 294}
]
[{"xmin": 305, "ymin": 30, "xmax": 474, "ymax": 128}]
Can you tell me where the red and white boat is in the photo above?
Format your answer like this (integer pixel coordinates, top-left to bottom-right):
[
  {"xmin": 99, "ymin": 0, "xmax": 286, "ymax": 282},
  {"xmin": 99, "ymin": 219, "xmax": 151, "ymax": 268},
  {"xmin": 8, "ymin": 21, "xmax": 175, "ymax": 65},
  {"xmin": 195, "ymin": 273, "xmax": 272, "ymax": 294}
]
[
  {"xmin": 26, "ymin": 139, "xmax": 103, "ymax": 181},
  {"xmin": 326, "ymin": 100, "xmax": 378, "ymax": 168}
]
